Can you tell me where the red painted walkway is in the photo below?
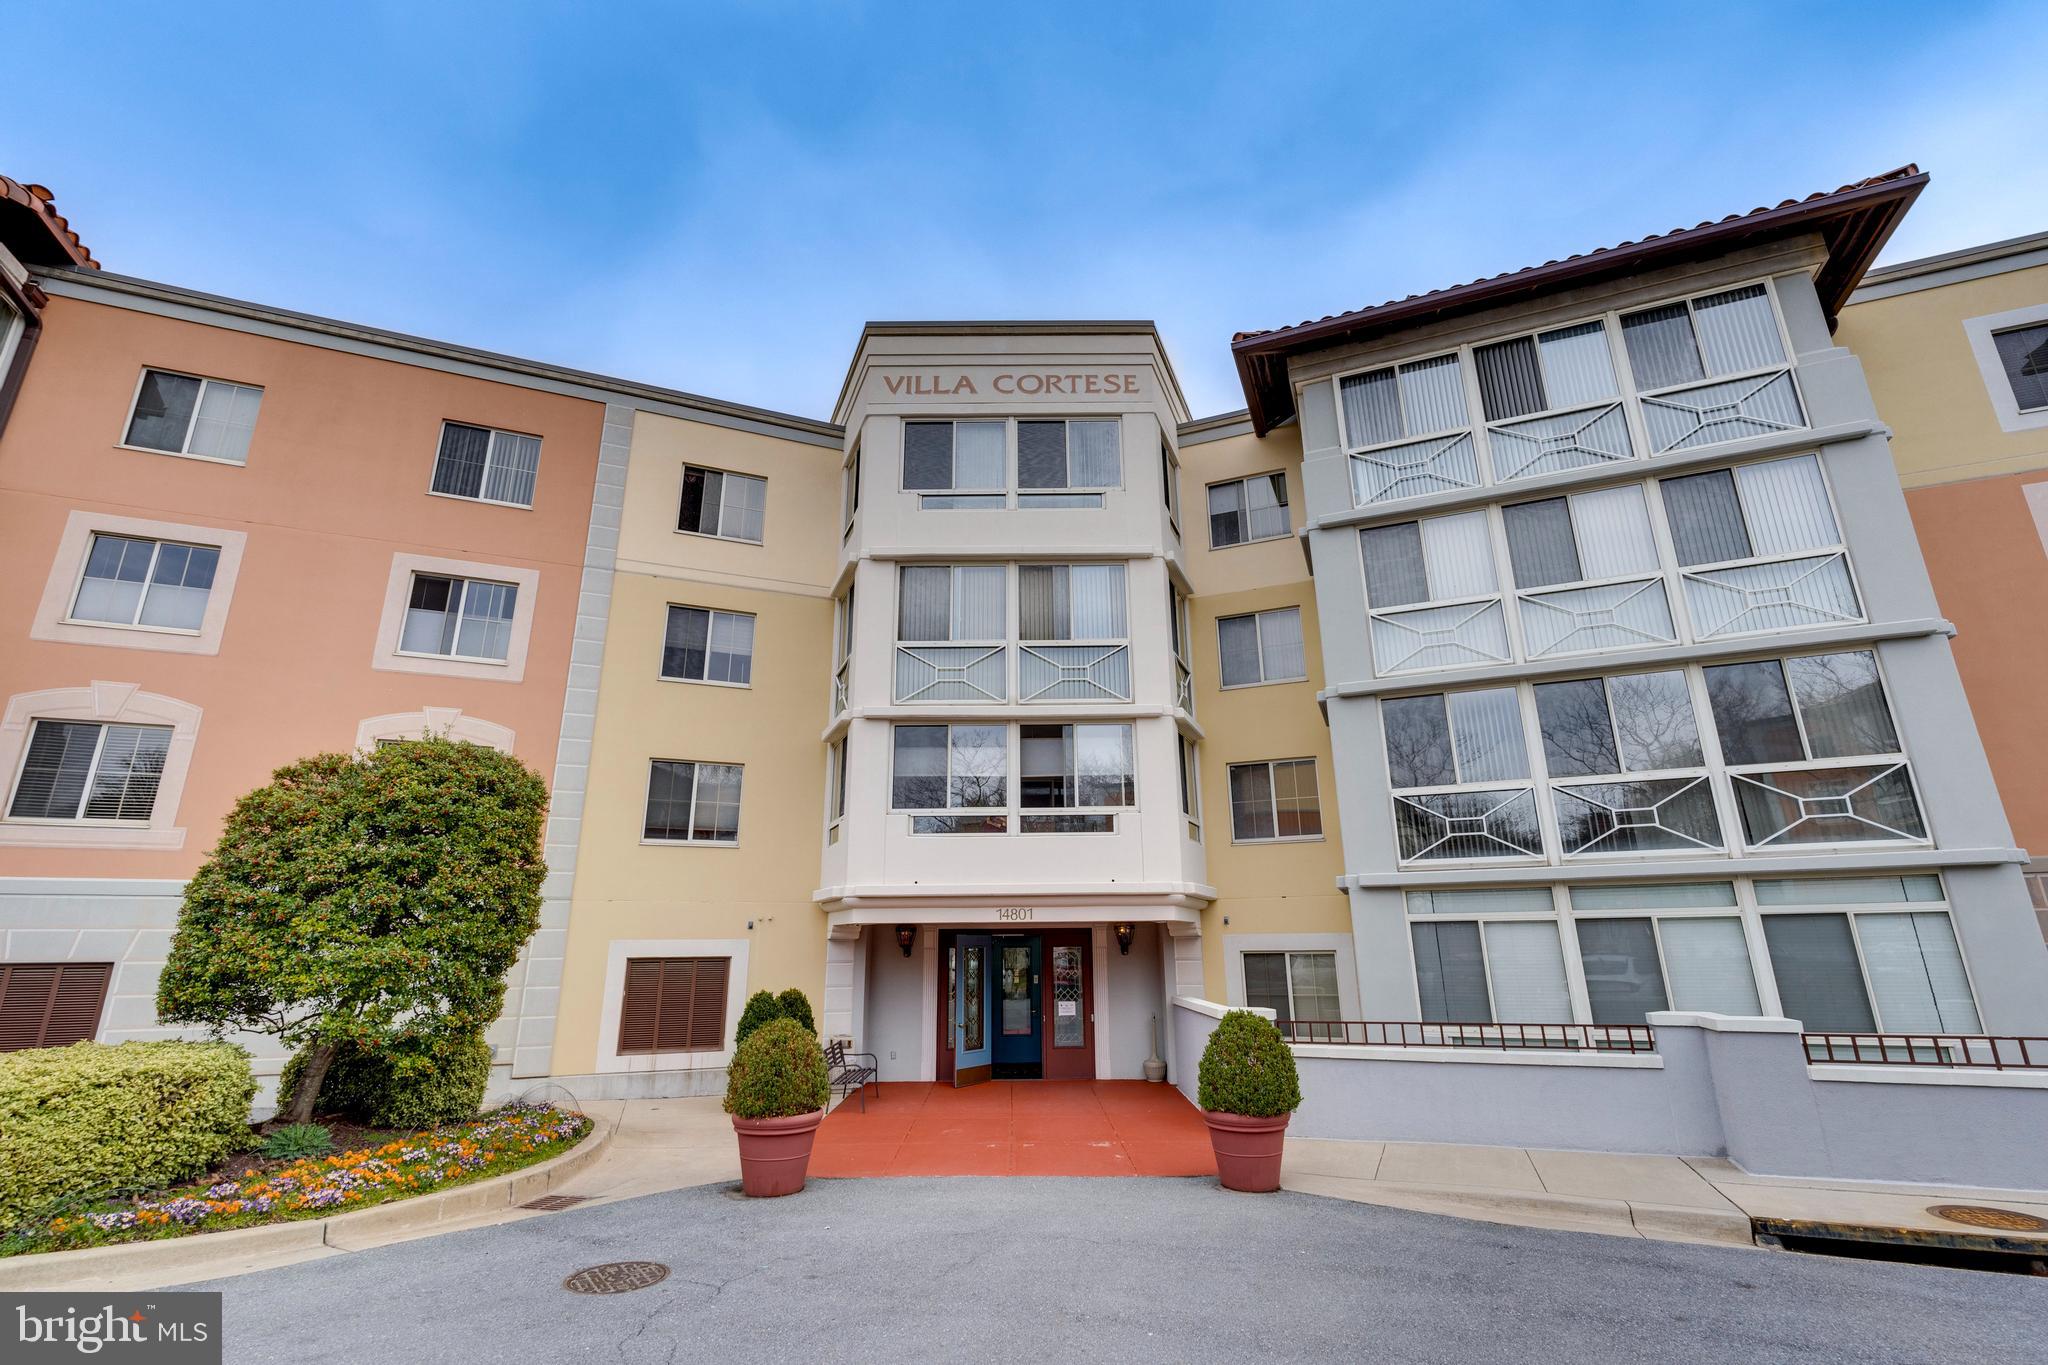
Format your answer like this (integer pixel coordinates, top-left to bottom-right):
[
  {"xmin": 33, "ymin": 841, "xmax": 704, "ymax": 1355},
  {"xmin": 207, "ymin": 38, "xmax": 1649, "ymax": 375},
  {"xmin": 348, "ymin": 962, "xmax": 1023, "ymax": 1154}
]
[{"xmin": 811, "ymin": 1080, "xmax": 1216, "ymax": 1177}]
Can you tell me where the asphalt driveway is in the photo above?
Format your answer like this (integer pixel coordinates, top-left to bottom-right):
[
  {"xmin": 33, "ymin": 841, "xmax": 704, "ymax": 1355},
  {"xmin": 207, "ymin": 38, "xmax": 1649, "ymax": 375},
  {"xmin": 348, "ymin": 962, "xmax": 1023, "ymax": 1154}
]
[{"xmin": 188, "ymin": 1177, "xmax": 2044, "ymax": 1364}]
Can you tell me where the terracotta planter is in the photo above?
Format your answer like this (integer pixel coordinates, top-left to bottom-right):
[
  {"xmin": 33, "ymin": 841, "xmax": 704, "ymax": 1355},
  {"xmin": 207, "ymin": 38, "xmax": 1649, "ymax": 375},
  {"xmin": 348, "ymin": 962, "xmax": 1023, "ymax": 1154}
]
[
  {"xmin": 1203, "ymin": 1109, "xmax": 1291, "ymax": 1192},
  {"xmin": 731, "ymin": 1110, "xmax": 824, "ymax": 1197}
]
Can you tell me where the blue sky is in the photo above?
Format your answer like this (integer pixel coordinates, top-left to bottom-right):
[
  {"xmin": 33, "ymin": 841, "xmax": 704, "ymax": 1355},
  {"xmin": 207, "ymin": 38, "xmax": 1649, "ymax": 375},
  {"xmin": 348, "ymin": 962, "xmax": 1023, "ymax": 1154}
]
[{"xmin": 6, "ymin": 2, "xmax": 2044, "ymax": 419}]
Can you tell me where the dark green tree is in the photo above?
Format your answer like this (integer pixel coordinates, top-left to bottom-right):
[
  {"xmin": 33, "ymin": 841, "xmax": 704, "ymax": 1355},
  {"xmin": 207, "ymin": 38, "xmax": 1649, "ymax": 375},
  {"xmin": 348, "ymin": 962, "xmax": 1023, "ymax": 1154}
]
[
  {"xmin": 776, "ymin": 988, "xmax": 817, "ymax": 1034},
  {"xmin": 157, "ymin": 738, "xmax": 548, "ymax": 1124},
  {"xmin": 734, "ymin": 991, "xmax": 785, "ymax": 1049}
]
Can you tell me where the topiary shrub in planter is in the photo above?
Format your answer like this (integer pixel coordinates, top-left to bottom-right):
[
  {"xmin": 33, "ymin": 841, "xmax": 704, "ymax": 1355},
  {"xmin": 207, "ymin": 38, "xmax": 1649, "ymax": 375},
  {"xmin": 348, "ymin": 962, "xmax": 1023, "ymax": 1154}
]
[
  {"xmin": 723, "ymin": 1017, "xmax": 830, "ymax": 1197},
  {"xmin": 776, "ymin": 988, "xmax": 817, "ymax": 1035},
  {"xmin": 733, "ymin": 991, "xmax": 785, "ymax": 1050},
  {"xmin": 1196, "ymin": 1010, "xmax": 1302, "ymax": 1193},
  {"xmin": 0, "ymin": 1041, "xmax": 255, "ymax": 1225},
  {"xmin": 278, "ymin": 1031, "xmax": 493, "ymax": 1131}
]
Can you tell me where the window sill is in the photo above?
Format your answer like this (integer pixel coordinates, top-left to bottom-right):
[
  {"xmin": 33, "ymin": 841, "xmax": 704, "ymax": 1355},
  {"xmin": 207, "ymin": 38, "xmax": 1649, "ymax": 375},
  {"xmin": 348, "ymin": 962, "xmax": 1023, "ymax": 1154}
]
[
  {"xmin": 0, "ymin": 822, "xmax": 186, "ymax": 850},
  {"xmin": 113, "ymin": 443, "xmax": 247, "ymax": 468},
  {"xmin": 1208, "ymin": 533, "xmax": 1293, "ymax": 552},
  {"xmin": 656, "ymin": 674, "xmax": 752, "ymax": 690},
  {"xmin": 1231, "ymin": 834, "xmax": 1326, "ymax": 846},
  {"xmin": 1218, "ymin": 677, "xmax": 1310, "ymax": 691},
  {"xmin": 425, "ymin": 489, "xmax": 534, "ymax": 512},
  {"xmin": 674, "ymin": 528, "xmax": 764, "ymax": 546},
  {"xmin": 393, "ymin": 648, "xmax": 511, "ymax": 668},
  {"xmin": 639, "ymin": 837, "xmax": 742, "ymax": 848},
  {"xmin": 59, "ymin": 617, "xmax": 203, "ymax": 638}
]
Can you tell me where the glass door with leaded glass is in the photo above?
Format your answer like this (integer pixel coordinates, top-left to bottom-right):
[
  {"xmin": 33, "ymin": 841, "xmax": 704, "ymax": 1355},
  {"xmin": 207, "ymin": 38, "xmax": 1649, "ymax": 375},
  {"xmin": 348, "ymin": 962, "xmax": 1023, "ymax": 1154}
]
[
  {"xmin": 953, "ymin": 933, "xmax": 993, "ymax": 1087},
  {"xmin": 1041, "ymin": 929, "xmax": 1095, "ymax": 1080}
]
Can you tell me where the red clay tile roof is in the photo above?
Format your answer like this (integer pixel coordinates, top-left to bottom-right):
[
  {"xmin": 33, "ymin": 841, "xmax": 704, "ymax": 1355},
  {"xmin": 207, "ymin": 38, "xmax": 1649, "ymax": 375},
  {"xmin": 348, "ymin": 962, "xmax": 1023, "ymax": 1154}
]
[
  {"xmin": 0, "ymin": 177, "xmax": 98, "ymax": 270},
  {"xmin": 1231, "ymin": 166, "xmax": 1926, "ymax": 434}
]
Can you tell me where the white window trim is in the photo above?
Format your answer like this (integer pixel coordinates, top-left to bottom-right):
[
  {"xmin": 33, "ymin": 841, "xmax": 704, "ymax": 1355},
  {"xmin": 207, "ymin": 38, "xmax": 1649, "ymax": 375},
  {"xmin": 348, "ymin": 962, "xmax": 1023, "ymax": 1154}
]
[
  {"xmin": 595, "ymin": 937, "xmax": 751, "ymax": 1073},
  {"xmin": 1216, "ymin": 605, "xmax": 1309, "ymax": 689},
  {"xmin": 371, "ymin": 552, "xmax": 540, "ymax": 683},
  {"xmin": 1226, "ymin": 757, "xmax": 1325, "ymax": 844},
  {"xmin": 1206, "ymin": 471, "xmax": 1293, "ymax": 550},
  {"xmin": 426, "ymin": 420, "xmax": 545, "ymax": 510},
  {"xmin": 115, "ymin": 366, "xmax": 263, "ymax": 466},
  {"xmin": 641, "ymin": 758, "xmax": 745, "ymax": 847},
  {"xmin": 1962, "ymin": 302, "xmax": 2048, "ymax": 433},
  {"xmin": 676, "ymin": 464, "xmax": 768, "ymax": 545},
  {"xmin": 1225, "ymin": 935, "xmax": 1360, "ymax": 1019},
  {"xmin": 0, "ymin": 682, "xmax": 199, "ymax": 850},
  {"xmin": 354, "ymin": 707, "xmax": 514, "ymax": 753},
  {"xmin": 31, "ymin": 510, "xmax": 248, "ymax": 656},
  {"xmin": 659, "ymin": 604, "xmax": 757, "ymax": 689}
]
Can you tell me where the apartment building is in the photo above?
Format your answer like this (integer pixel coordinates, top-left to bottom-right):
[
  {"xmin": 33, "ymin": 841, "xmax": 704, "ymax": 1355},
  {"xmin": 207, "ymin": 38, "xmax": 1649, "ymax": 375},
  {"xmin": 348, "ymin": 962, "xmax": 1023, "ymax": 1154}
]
[
  {"xmin": 1837, "ymin": 234, "xmax": 2048, "ymax": 933},
  {"xmin": 3, "ymin": 168, "xmax": 2045, "ymax": 1110}
]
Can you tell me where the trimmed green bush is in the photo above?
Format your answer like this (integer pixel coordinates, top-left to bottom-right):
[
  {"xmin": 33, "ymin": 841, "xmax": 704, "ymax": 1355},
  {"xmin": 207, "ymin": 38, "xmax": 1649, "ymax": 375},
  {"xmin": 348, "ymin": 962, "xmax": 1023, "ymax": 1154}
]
[
  {"xmin": 723, "ymin": 1017, "xmax": 829, "ymax": 1120},
  {"xmin": 776, "ymin": 988, "xmax": 817, "ymax": 1034},
  {"xmin": 1196, "ymin": 1011, "xmax": 1302, "ymax": 1119},
  {"xmin": 0, "ymin": 1041, "xmax": 255, "ymax": 1225},
  {"xmin": 277, "ymin": 1032, "xmax": 491, "ymax": 1130},
  {"xmin": 733, "ymin": 990, "xmax": 785, "ymax": 1049}
]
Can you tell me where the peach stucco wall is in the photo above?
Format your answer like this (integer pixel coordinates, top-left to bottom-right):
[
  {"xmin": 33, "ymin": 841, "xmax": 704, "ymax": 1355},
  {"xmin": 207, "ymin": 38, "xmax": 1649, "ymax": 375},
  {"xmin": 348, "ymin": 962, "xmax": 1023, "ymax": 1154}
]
[
  {"xmin": 1905, "ymin": 471, "xmax": 2048, "ymax": 859},
  {"xmin": 0, "ymin": 295, "xmax": 604, "ymax": 878}
]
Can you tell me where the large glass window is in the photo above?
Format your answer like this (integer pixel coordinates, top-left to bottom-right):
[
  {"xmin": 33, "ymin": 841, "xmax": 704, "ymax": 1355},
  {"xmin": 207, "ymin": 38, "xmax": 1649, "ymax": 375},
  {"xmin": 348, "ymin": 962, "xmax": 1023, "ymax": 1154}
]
[
  {"xmin": 1502, "ymin": 485, "xmax": 1675, "ymax": 659},
  {"xmin": 1704, "ymin": 650, "xmax": 1922, "ymax": 847},
  {"xmin": 643, "ymin": 760, "xmax": 743, "ymax": 844},
  {"xmin": 1217, "ymin": 607, "xmax": 1307, "ymax": 687},
  {"xmin": 1020, "ymin": 723, "xmax": 1133, "ymax": 832},
  {"xmin": 70, "ymin": 534, "xmax": 220, "ymax": 632},
  {"xmin": 892, "ymin": 724, "xmax": 1008, "ymax": 833},
  {"xmin": 894, "ymin": 565, "xmax": 1007, "ymax": 703},
  {"xmin": 123, "ymin": 369, "xmax": 263, "ymax": 464},
  {"xmin": 1227, "ymin": 759, "xmax": 1322, "ymax": 841},
  {"xmin": 1207, "ymin": 473, "xmax": 1290, "ymax": 548},
  {"xmin": 1568, "ymin": 883, "xmax": 1760, "ymax": 1024},
  {"xmin": 7, "ymin": 721, "xmax": 171, "ymax": 823},
  {"xmin": 678, "ymin": 465, "xmax": 766, "ymax": 543},
  {"xmin": 661, "ymin": 605, "xmax": 755, "ymax": 685},
  {"xmin": 904, "ymin": 420, "xmax": 1006, "ymax": 507},
  {"xmin": 431, "ymin": 422, "xmax": 542, "ymax": 507},
  {"xmin": 1244, "ymin": 951, "xmax": 1342, "ymax": 1029},
  {"xmin": 1475, "ymin": 321, "xmax": 1634, "ymax": 480},
  {"xmin": 1621, "ymin": 284, "xmax": 1803, "ymax": 452},
  {"xmin": 1659, "ymin": 455, "xmax": 1859, "ymax": 639},
  {"xmin": 1383, "ymin": 687, "xmax": 1541, "ymax": 863},
  {"xmin": 1411, "ymin": 917, "xmax": 1572, "ymax": 1024},
  {"xmin": 400, "ymin": 574, "xmax": 518, "ymax": 661},
  {"xmin": 1359, "ymin": 512, "xmax": 1509, "ymax": 673},
  {"xmin": 1534, "ymin": 671, "xmax": 1719, "ymax": 856},
  {"xmin": 1341, "ymin": 352, "xmax": 1477, "ymax": 503},
  {"xmin": 1017, "ymin": 419, "xmax": 1120, "ymax": 505},
  {"xmin": 1019, "ymin": 564, "xmax": 1130, "ymax": 702},
  {"xmin": 1755, "ymin": 875, "xmax": 1978, "ymax": 1033}
]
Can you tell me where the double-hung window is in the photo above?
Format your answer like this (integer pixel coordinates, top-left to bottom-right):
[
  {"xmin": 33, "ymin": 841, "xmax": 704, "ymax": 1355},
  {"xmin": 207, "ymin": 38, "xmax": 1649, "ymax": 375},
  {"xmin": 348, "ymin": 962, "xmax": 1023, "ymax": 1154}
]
[
  {"xmin": 1207, "ymin": 473, "xmax": 1290, "ymax": 548},
  {"xmin": 1501, "ymin": 485, "xmax": 1674, "ymax": 658},
  {"xmin": 1754, "ymin": 875, "xmax": 1979, "ymax": 1035},
  {"xmin": 1704, "ymin": 649, "xmax": 1923, "ymax": 848},
  {"xmin": 1474, "ymin": 321, "xmax": 1634, "ymax": 480},
  {"xmin": 1534, "ymin": 670, "xmax": 1720, "ymax": 856},
  {"xmin": 904, "ymin": 420, "xmax": 1006, "ymax": 507},
  {"xmin": 643, "ymin": 760, "xmax": 743, "ymax": 843},
  {"xmin": 7, "ymin": 720, "xmax": 171, "ymax": 823},
  {"xmin": 678, "ymin": 465, "xmax": 766, "ymax": 543},
  {"xmin": 1659, "ymin": 454, "xmax": 1859, "ymax": 640},
  {"xmin": 401, "ymin": 574, "xmax": 518, "ymax": 662},
  {"xmin": 123, "ymin": 368, "xmax": 263, "ymax": 464},
  {"xmin": 1243, "ymin": 951, "xmax": 1341, "ymax": 1031},
  {"xmin": 892, "ymin": 723, "xmax": 1008, "ymax": 833},
  {"xmin": 1227, "ymin": 759, "xmax": 1322, "ymax": 842},
  {"xmin": 1359, "ymin": 511, "xmax": 1506, "ymax": 673},
  {"xmin": 431, "ymin": 422, "xmax": 542, "ymax": 508},
  {"xmin": 895, "ymin": 565, "xmax": 1006, "ymax": 702},
  {"xmin": 1407, "ymin": 888, "xmax": 1573, "ymax": 1024},
  {"xmin": 1019, "ymin": 564, "xmax": 1129, "ymax": 701},
  {"xmin": 1340, "ymin": 352, "xmax": 1475, "ymax": 504},
  {"xmin": 1217, "ymin": 606, "xmax": 1306, "ymax": 688},
  {"xmin": 1382, "ymin": 687, "xmax": 1540, "ymax": 863},
  {"xmin": 661, "ymin": 605, "xmax": 755, "ymax": 685},
  {"xmin": 1020, "ymin": 723, "xmax": 1133, "ymax": 832},
  {"xmin": 1621, "ymin": 284, "xmax": 1804, "ymax": 452},
  {"xmin": 1017, "ymin": 419, "xmax": 1120, "ymax": 506},
  {"xmin": 1569, "ymin": 882, "xmax": 1761, "ymax": 1025},
  {"xmin": 69, "ymin": 534, "xmax": 220, "ymax": 633},
  {"xmin": 1993, "ymin": 322, "xmax": 2048, "ymax": 413}
]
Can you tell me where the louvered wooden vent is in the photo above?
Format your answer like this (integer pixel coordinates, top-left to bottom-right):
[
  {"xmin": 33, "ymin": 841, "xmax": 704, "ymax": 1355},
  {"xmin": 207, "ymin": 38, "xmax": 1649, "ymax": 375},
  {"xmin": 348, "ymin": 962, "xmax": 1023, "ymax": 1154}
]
[
  {"xmin": 0, "ymin": 963, "xmax": 114, "ymax": 1052},
  {"xmin": 617, "ymin": 957, "xmax": 730, "ymax": 1054}
]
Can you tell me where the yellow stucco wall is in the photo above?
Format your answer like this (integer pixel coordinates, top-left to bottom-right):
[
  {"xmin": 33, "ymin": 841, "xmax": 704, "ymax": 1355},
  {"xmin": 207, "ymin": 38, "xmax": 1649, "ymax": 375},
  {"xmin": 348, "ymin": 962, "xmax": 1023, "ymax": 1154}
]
[
  {"xmin": 1836, "ymin": 261, "xmax": 2048, "ymax": 487},
  {"xmin": 550, "ymin": 411, "xmax": 841, "ymax": 1074},
  {"xmin": 1177, "ymin": 426, "xmax": 1351, "ymax": 1001}
]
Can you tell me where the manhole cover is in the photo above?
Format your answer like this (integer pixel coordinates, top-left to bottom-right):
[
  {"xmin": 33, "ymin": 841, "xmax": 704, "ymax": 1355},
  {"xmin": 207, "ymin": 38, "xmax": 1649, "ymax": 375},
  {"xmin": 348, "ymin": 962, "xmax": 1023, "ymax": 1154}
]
[
  {"xmin": 1926, "ymin": 1204, "xmax": 2048, "ymax": 1232},
  {"xmin": 522, "ymin": 1194, "xmax": 592, "ymax": 1212},
  {"xmin": 563, "ymin": 1261, "xmax": 670, "ymax": 1295}
]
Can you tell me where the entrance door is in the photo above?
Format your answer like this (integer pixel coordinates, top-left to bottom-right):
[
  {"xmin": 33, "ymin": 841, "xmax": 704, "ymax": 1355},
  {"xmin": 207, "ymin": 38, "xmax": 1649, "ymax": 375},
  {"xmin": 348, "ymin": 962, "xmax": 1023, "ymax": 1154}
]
[
  {"xmin": 1041, "ymin": 930, "xmax": 1095, "ymax": 1080},
  {"xmin": 992, "ymin": 936, "xmax": 1043, "ymax": 1078},
  {"xmin": 953, "ymin": 933, "xmax": 993, "ymax": 1087}
]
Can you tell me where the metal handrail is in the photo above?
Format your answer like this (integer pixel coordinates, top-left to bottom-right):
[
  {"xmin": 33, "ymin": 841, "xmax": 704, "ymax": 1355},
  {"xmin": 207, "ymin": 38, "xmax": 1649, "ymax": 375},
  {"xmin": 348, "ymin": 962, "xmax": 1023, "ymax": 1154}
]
[
  {"xmin": 1802, "ymin": 1032, "xmax": 2048, "ymax": 1070},
  {"xmin": 1275, "ymin": 1019, "xmax": 1656, "ymax": 1054}
]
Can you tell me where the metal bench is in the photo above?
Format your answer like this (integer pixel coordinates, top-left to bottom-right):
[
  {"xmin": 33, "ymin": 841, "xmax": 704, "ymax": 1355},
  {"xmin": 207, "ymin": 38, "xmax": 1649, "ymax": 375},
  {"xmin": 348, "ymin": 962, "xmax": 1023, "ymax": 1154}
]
[{"xmin": 825, "ymin": 1039, "xmax": 879, "ymax": 1111}]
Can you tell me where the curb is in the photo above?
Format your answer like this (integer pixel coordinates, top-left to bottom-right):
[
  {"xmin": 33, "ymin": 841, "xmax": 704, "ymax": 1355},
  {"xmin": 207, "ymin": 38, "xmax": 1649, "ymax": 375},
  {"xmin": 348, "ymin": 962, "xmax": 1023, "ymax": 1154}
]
[
  {"xmin": 1280, "ymin": 1173, "xmax": 1756, "ymax": 1248},
  {"xmin": 0, "ymin": 1117, "xmax": 614, "ymax": 1291}
]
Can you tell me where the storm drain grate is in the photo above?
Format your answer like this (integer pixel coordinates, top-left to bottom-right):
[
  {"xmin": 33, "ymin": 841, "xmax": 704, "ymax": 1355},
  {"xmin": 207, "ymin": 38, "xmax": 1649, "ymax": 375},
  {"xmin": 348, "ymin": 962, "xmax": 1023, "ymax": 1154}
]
[
  {"xmin": 1927, "ymin": 1205, "xmax": 2048, "ymax": 1232},
  {"xmin": 564, "ymin": 1262, "xmax": 670, "ymax": 1295},
  {"xmin": 522, "ymin": 1194, "xmax": 593, "ymax": 1212}
]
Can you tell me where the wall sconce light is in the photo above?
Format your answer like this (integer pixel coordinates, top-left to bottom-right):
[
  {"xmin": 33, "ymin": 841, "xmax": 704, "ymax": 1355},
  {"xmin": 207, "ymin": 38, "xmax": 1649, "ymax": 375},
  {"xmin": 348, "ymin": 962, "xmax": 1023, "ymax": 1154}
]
[
  {"xmin": 895, "ymin": 925, "xmax": 917, "ymax": 958},
  {"xmin": 1113, "ymin": 923, "xmax": 1135, "ymax": 955}
]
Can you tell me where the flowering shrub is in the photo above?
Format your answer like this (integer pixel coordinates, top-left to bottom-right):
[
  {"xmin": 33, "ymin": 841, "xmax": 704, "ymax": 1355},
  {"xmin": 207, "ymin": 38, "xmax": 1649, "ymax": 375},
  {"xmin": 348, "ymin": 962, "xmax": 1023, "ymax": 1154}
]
[{"xmin": 4, "ymin": 1104, "xmax": 589, "ymax": 1257}]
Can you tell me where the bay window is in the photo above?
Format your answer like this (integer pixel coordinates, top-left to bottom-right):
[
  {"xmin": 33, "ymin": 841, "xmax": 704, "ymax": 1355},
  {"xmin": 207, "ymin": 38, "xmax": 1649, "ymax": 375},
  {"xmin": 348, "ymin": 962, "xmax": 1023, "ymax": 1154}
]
[
  {"xmin": 895, "ymin": 565, "xmax": 1006, "ymax": 702},
  {"xmin": 893, "ymin": 724, "xmax": 1009, "ymax": 833},
  {"xmin": 1021, "ymin": 723, "xmax": 1133, "ymax": 832},
  {"xmin": 1704, "ymin": 649, "xmax": 1924, "ymax": 848},
  {"xmin": 904, "ymin": 420, "xmax": 1006, "ymax": 507},
  {"xmin": 1019, "ymin": 564, "xmax": 1130, "ymax": 701},
  {"xmin": 1018, "ymin": 419, "xmax": 1120, "ymax": 505},
  {"xmin": 890, "ymin": 722, "xmax": 1134, "ymax": 834}
]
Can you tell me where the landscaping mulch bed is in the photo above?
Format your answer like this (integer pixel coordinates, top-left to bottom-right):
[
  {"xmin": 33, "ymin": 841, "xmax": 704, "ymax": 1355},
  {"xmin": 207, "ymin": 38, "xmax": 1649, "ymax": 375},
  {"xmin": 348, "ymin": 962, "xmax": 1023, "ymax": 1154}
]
[{"xmin": 2, "ymin": 1103, "xmax": 591, "ymax": 1258}]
